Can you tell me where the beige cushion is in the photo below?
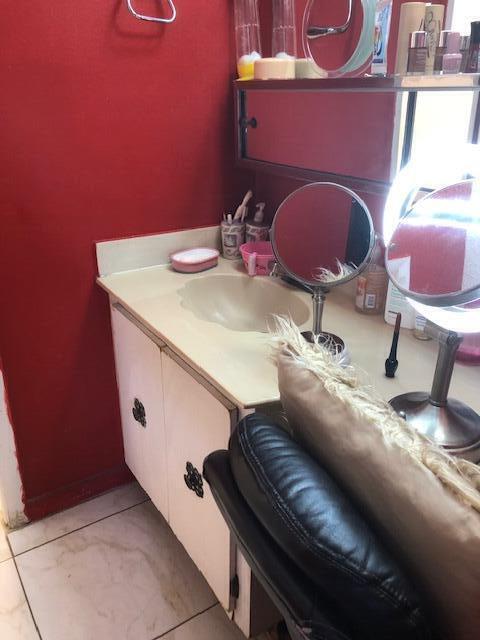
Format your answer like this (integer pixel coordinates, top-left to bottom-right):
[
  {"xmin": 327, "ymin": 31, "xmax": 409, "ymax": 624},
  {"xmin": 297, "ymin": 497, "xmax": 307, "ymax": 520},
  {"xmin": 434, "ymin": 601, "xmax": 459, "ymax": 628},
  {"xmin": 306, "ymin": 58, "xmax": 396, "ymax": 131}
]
[{"xmin": 278, "ymin": 350, "xmax": 480, "ymax": 640}]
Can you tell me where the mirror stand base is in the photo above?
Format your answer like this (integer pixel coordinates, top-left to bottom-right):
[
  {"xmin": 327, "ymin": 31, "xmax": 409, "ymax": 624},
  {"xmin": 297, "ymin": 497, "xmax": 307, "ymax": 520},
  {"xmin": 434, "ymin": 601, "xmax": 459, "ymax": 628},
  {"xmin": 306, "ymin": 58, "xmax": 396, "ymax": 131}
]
[
  {"xmin": 301, "ymin": 331, "xmax": 351, "ymax": 366},
  {"xmin": 390, "ymin": 392, "xmax": 480, "ymax": 463}
]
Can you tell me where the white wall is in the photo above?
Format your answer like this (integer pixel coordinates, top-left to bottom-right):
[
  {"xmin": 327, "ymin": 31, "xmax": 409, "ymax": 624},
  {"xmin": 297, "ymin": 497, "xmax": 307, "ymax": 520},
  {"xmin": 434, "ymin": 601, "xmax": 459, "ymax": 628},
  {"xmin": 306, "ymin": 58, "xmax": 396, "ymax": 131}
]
[{"xmin": 0, "ymin": 369, "xmax": 27, "ymax": 528}]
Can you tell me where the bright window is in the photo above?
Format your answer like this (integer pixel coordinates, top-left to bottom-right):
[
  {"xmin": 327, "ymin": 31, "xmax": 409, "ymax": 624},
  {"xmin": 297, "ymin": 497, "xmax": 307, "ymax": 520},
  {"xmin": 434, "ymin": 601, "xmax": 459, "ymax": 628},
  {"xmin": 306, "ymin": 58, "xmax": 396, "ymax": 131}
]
[{"xmin": 393, "ymin": 0, "xmax": 479, "ymax": 188}]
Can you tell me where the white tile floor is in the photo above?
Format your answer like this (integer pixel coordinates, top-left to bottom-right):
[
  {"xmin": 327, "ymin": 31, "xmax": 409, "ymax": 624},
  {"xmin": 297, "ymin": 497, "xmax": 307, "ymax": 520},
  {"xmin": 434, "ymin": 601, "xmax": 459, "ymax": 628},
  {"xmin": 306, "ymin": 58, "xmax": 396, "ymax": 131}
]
[{"xmin": 0, "ymin": 483, "xmax": 249, "ymax": 640}]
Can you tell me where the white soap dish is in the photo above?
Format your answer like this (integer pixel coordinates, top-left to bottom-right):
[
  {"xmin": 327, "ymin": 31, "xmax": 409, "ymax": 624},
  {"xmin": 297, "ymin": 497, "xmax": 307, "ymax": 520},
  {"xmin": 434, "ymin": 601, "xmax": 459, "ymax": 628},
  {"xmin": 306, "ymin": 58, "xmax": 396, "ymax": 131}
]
[{"xmin": 170, "ymin": 247, "xmax": 219, "ymax": 273}]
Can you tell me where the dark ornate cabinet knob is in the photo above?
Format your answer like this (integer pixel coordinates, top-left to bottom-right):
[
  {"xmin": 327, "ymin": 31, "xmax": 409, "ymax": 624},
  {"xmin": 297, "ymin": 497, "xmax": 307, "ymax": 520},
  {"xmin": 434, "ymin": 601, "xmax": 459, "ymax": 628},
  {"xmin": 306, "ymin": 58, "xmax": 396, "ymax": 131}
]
[
  {"xmin": 132, "ymin": 398, "xmax": 146, "ymax": 428},
  {"xmin": 184, "ymin": 462, "xmax": 204, "ymax": 498},
  {"xmin": 239, "ymin": 116, "xmax": 257, "ymax": 130}
]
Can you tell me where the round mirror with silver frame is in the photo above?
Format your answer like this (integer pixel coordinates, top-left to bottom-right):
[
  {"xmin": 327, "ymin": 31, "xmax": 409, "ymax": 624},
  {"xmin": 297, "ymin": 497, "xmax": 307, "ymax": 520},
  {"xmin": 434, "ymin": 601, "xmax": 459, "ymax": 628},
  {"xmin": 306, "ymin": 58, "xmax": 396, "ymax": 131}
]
[
  {"xmin": 384, "ymin": 146, "xmax": 480, "ymax": 462},
  {"xmin": 271, "ymin": 182, "xmax": 375, "ymax": 357}
]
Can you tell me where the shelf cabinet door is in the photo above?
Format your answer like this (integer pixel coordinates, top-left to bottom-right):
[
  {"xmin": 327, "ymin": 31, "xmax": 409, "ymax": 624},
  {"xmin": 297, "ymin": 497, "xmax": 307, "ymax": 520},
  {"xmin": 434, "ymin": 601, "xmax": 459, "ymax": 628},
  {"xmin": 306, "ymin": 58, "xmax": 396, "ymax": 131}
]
[
  {"xmin": 236, "ymin": 87, "xmax": 397, "ymax": 194},
  {"xmin": 111, "ymin": 305, "xmax": 169, "ymax": 519},
  {"xmin": 162, "ymin": 349, "xmax": 237, "ymax": 611}
]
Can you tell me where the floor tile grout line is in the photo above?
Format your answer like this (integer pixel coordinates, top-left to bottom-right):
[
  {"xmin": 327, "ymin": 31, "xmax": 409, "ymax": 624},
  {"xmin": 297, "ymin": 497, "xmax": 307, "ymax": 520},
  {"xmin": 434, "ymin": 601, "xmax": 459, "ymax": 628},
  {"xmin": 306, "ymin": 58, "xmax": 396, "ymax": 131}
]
[
  {"xmin": 12, "ymin": 554, "xmax": 44, "ymax": 640},
  {"xmin": 11, "ymin": 497, "xmax": 151, "ymax": 558},
  {"xmin": 150, "ymin": 601, "xmax": 219, "ymax": 640},
  {"xmin": 7, "ymin": 481, "xmax": 145, "ymax": 540}
]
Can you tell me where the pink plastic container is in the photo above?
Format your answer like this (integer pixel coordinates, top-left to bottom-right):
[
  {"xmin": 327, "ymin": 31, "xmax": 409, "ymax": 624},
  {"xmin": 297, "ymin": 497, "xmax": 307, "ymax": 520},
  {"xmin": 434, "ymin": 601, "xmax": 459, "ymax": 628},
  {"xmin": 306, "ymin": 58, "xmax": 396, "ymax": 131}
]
[
  {"xmin": 457, "ymin": 333, "xmax": 480, "ymax": 365},
  {"xmin": 240, "ymin": 241, "xmax": 275, "ymax": 276}
]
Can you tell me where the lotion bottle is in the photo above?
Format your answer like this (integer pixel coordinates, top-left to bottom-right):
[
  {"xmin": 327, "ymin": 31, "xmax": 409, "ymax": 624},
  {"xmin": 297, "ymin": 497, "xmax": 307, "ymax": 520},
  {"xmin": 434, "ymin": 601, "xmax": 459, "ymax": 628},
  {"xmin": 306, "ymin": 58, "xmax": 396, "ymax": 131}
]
[
  {"xmin": 384, "ymin": 281, "xmax": 415, "ymax": 329},
  {"xmin": 355, "ymin": 236, "xmax": 389, "ymax": 315}
]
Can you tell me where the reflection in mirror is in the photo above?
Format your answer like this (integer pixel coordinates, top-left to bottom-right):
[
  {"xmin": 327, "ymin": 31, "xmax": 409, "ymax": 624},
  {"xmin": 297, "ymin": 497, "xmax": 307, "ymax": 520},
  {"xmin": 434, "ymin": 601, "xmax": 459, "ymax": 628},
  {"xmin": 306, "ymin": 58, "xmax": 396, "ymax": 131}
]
[
  {"xmin": 271, "ymin": 182, "xmax": 374, "ymax": 357},
  {"xmin": 386, "ymin": 180, "xmax": 480, "ymax": 307},
  {"xmin": 384, "ymin": 143, "xmax": 480, "ymax": 245},
  {"xmin": 385, "ymin": 166, "xmax": 480, "ymax": 462},
  {"xmin": 272, "ymin": 182, "xmax": 374, "ymax": 287},
  {"xmin": 303, "ymin": 0, "xmax": 376, "ymax": 77}
]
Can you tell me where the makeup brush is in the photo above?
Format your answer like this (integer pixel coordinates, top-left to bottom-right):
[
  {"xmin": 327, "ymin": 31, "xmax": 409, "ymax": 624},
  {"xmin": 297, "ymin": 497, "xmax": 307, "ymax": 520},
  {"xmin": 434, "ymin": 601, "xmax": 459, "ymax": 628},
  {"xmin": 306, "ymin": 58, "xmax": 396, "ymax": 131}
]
[{"xmin": 385, "ymin": 313, "xmax": 401, "ymax": 378}]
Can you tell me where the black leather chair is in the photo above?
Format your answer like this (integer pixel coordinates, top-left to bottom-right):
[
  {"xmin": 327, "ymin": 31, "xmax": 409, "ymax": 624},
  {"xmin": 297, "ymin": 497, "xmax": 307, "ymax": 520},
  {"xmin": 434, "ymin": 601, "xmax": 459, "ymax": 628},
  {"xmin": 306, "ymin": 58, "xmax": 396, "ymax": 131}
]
[{"xmin": 203, "ymin": 414, "xmax": 438, "ymax": 640}]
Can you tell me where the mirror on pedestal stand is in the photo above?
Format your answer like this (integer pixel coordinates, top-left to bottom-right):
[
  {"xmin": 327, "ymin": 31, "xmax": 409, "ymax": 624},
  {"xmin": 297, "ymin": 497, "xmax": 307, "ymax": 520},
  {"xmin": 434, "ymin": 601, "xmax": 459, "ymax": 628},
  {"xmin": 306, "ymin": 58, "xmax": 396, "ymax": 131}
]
[
  {"xmin": 384, "ymin": 147, "xmax": 480, "ymax": 463},
  {"xmin": 271, "ymin": 182, "xmax": 375, "ymax": 361}
]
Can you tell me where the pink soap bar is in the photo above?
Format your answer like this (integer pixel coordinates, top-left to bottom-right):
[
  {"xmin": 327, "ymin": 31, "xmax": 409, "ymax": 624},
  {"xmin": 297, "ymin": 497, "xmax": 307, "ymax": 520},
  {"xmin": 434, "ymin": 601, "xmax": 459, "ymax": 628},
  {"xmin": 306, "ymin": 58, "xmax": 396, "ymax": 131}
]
[{"xmin": 170, "ymin": 247, "xmax": 219, "ymax": 273}]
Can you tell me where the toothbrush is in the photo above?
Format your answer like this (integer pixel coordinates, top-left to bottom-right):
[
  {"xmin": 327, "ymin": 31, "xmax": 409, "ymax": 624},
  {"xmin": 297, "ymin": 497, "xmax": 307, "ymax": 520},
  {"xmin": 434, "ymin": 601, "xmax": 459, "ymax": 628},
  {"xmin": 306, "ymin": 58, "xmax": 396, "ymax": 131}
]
[{"xmin": 234, "ymin": 190, "xmax": 253, "ymax": 221}]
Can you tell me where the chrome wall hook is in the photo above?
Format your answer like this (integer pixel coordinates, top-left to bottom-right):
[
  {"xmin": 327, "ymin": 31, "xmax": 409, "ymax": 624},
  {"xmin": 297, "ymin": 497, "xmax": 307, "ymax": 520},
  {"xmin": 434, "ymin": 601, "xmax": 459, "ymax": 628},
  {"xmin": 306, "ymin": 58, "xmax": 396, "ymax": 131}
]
[{"xmin": 126, "ymin": 0, "xmax": 177, "ymax": 24}]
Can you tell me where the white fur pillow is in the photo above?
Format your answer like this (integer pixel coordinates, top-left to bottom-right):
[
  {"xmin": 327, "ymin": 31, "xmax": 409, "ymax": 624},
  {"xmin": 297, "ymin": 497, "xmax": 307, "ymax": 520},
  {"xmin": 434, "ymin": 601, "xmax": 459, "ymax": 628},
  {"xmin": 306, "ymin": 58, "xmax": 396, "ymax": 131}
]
[{"xmin": 274, "ymin": 319, "xmax": 480, "ymax": 640}]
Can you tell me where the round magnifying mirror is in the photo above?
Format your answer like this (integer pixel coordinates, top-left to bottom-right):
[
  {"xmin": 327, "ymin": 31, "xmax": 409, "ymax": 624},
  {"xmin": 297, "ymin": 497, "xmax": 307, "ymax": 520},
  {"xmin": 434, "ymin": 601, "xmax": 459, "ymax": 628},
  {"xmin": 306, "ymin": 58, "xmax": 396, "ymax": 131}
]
[
  {"xmin": 385, "ymin": 178, "xmax": 480, "ymax": 461},
  {"xmin": 271, "ymin": 182, "xmax": 374, "ymax": 351},
  {"xmin": 303, "ymin": 0, "xmax": 376, "ymax": 78},
  {"xmin": 386, "ymin": 180, "xmax": 480, "ymax": 311}
]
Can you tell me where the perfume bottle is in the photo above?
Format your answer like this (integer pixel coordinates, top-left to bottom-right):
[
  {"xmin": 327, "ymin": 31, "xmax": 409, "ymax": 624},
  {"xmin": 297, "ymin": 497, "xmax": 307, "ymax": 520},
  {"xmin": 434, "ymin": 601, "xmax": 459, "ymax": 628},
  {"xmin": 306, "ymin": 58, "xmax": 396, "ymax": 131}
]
[
  {"xmin": 442, "ymin": 31, "xmax": 462, "ymax": 74},
  {"xmin": 407, "ymin": 30, "xmax": 428, "ymax": 74},
  {"xmin": 460, "ymin": 35, "xmax": 470, "ymax": 72},
  {"xmin": 465, "ymin": 21, "xmax": 480, "ymax": 73},
  {"xmin": 434, "ymin": 30, "xmax": 453, "ymax": 72}
]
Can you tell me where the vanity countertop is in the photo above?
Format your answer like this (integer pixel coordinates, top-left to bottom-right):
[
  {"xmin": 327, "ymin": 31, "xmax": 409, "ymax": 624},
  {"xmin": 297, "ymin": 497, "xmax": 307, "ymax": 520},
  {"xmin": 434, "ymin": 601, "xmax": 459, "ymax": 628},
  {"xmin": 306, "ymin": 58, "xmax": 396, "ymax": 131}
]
[{"xmin": 98, "ymin": 259, "xmax": 480, "ymax": 411}]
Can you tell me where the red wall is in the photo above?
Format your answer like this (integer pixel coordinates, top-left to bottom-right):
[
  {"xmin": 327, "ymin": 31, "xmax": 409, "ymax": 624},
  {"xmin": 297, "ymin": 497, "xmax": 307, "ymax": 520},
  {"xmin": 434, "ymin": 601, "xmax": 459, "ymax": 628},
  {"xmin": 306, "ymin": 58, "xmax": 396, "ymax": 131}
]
[{"xmin": 0, "ymin": 1, "xmax": 248, "ymax": 519}]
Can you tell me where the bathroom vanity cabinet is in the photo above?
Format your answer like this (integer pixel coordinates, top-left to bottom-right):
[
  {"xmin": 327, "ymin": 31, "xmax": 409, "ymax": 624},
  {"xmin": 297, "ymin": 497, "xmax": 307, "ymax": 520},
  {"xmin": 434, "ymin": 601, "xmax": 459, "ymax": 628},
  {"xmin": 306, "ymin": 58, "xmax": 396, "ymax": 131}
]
[
  {"xmin": 96, "ymin": 251, "xmax": 311, "ymax": 638},
  {"xmin": 111, "ymin": 304, "xmax": 237, "ymax": 612},
  {"xmin": 109, "ymin": 300, "xmax": 281, "ymax": 636}
]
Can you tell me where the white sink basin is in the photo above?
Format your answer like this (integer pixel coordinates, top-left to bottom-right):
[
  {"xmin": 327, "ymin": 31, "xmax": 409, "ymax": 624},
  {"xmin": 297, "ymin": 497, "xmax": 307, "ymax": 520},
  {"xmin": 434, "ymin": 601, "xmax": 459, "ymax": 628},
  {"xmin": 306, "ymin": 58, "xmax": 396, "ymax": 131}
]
[{"xmin": 179, "ymin": 275, "xmax": 309, "ymax": 332}]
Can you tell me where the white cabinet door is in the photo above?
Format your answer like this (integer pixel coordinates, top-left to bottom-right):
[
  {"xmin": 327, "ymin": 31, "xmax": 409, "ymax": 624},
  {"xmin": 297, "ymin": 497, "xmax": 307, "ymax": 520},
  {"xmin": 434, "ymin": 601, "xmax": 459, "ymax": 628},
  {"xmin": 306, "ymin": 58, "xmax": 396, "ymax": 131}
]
[
  {"xmin": 162, "ymin": 349, "xmax": 237, "ymax": 611},
  {"xmin": 111, "ymin": 305, "xmax": 169, "ymax": 519}
]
